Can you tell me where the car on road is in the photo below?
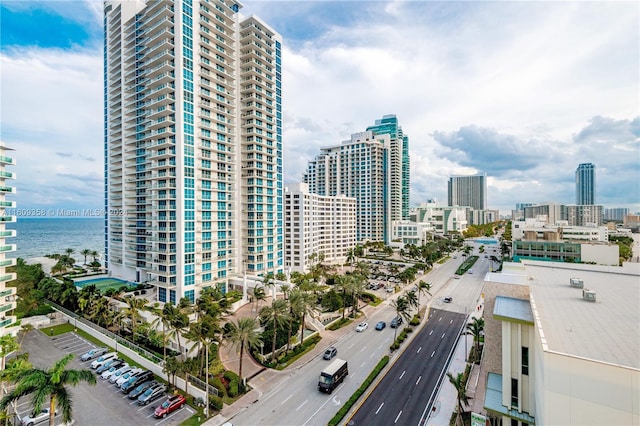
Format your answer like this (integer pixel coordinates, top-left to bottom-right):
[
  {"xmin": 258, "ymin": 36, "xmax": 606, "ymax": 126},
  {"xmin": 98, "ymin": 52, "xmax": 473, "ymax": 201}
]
[
  {"xmin": 444, "ymin": 296, "xmax": 453, "ymax": 303},
  {"xmin": 355, "ymin": 322, "xmax": 368, "ymax": 332},
  {"xmin": 323, "ymin": 347, "xmax": 337, "ymax": 360},
  {"xmin": 137, "ymin": 383, "xmax": 167, "ymax": 405},
  {"xmin": 468, "ymin": 269, "xmax": 473, "ymax": 274},
  {"xmin": 453, "ymin": 275, "xmax": 461, "ymax": 279},
  {"xmin": 128, "ymin": 380, "xmax": 157, "ymax": 400},
  {"xmin": 80, "ymin": 347, "xmax": 108, "ymax": 362},
  {"xmin": 390, "ymin": 317, "xmax": 403, "ymax": 328},
  {"xmin": 109, "ymin": 365, "xmax": 133, "ymax": 383},
  {"xmin": 154, "ymin": 394, "xmax": 186, "ymax": 418},
  {"xmin": 375, "ymin": 321, "xmax": 386, "ymax": 330},
  {"xmin": 91, "ymin": 352, "xmax": 117, "ymax": 369},
  {"xmin": 21, "ymin": 408, "xmax": 56, "ymax": 426},
  {"xmin": 101, "ymin": 363, "xmax": 129, "ymax": 380}
]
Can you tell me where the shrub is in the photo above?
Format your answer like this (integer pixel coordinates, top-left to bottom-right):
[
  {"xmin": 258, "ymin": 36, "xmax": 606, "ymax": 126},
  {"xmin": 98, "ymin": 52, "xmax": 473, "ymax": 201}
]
[
  {"xmin": 209, "ymin": 396, "xmax": 223, "ymax": 412},
  {"xmin": 223, "ymin": 370, "xmax": 240, "ymax": 383},
  {"xmin": 227, "ymin": 379, "xmax": 239, "ymax": 397},
  {"xmin": 409, "ymin": 315, "xmax": 421, "ymax": 326},
  {"xmin": 211, "ymin": 376, "xmax": 226, "ymax": 398}
]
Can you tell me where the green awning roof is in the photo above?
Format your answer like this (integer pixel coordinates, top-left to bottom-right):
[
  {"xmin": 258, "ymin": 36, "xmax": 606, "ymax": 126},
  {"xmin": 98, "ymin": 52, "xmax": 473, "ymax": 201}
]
[{"xmin": 484, "ymin": 373, "xmax": 536, "ymax": 424}]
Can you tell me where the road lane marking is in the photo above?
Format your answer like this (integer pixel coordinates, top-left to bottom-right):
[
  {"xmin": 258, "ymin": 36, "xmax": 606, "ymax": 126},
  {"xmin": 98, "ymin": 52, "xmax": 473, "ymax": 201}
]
[
  {"xmin": 369, "ymin": 353, "xmax": 375, "ymax": 358},
  {"xmin": 429, "ymin": 330, "xmax": 433, "ymax": 336},
  {"xmin": 360, "ymin": 361, "xmax": 366, "ymax": 368},
  {"xmin": 441, "ymin": 333, "xmax": 446, "ymax": 339},
  {"xmin": 439, "ymin": 316, "xmax": 442, "ymax": 321},
  {"xmin": 281, "ymin": 394, "xmax": 293, "ymax": 405},
  {"xmin": 296, "ymin": 399, "xmax": 308, "ymax": 411},
  {"xmin": 399, "ymin": 371, "xmax": 405, "ymax": 380},
  {"xmin": 394, "ymin": 410, "xmax": 403, "ymax": 423},
  {"xmin": 431, "ymin": 351, "xmax": 435, "ymax": 357},
  {"xmin": 359, "ymin": 345, "xmax": 368, "ymax": 352},
  {"xmin": 375, "ymin": 402, "xmax": 385, "ymax": 415},
  {"xmin": 417, "ymin": 347, "xmax": 422, "ymax": 353},
  {"xmin": 450, "ymin": 319, "xmax": 453, "ymax": 324},
  {"xmin": 348, "ymin": 343, "xmax": 355, "ymax": 349},
  {"xmin": 416, "ymin": 376, "xmax": 421, "ymax": 385},
  {"xmin": 302, "ymin": 383, "xmax": 346, "ymax": 426}
]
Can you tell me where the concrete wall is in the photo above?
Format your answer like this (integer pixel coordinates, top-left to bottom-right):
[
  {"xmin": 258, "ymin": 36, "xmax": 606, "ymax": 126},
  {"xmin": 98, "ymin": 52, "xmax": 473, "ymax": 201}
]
[{"xmin": 580, "ymin": 243, "xmax": 619, "ymax": 265}]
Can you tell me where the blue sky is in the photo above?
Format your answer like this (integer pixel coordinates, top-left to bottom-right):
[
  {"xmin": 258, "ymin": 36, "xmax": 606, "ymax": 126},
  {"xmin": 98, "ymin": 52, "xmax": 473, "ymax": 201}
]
[{"xmin": 1, "ymin": 0, "xmax": 638, "ymax": 216}]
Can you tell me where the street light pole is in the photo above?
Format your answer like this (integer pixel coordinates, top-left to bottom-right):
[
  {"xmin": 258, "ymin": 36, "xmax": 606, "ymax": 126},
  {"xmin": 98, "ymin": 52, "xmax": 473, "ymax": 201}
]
[
  {"xmin": 464, "ymin": 306, "xmax": 468, "ymax": 362},
  {"xmin": 205, "ymin": 341, "xmax": 209, "ymax": 418}
]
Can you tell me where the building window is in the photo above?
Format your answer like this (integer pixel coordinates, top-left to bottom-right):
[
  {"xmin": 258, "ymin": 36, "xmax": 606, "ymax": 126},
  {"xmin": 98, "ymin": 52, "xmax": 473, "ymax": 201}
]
[
  {"xmin": 511, "ymin": 378, "xmax": 518, "ymax": 408},
  {"xmin": 522, "ymin": 347, "xmax": 529, "ymax": 375},
  {"xmin": 511, "ymin": 420, "xmax": 518, "ymax": 426}
]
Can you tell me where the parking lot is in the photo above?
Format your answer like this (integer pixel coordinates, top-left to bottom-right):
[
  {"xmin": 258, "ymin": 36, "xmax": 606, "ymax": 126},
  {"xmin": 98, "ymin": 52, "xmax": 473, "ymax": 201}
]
[{"xmin": 15, "ymin": 329, "xmax": 194, "ymax": 426}]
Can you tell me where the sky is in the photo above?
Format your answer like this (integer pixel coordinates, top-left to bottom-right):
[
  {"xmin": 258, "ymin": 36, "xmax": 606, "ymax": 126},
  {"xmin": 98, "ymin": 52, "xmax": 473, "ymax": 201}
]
[{"xmin": 1, "ymin": 0, "xmax": 639, "ymax": 217}]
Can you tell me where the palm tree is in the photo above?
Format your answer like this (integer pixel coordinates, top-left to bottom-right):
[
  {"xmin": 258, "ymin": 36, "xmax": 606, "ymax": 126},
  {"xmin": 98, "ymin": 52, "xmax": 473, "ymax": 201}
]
[
  {"xmin": 295, "ymin": 290, "xmax": 317, "ymax": 345},
  {"xmin": 169, "ymin": 308, "xmax": 190, "ymax": 359},
  {"xmin": 0, "ymin": 354, "xmax": 96, "ymax": 426},
  {"xmin": 253, "ymin": 286, "xmax": 266, "ymax": 314},
  {"xmin": 390, "ymin": 296, "xmax": 410, "ymax": 342},
  {"xmin": 416, "ymin": 281, "xmax": 432, "ymax": 314},
  {"xmin": 184, "ymin": 316, "xmax": 219, "ymax": 376},
  {"xmin": 262, "ymin": 272, "xmax": 276, "ymax": 301},
  {"xmin": 90, "ymin": 250, "xmax": 99, "ymax": 262},
  {"xmin": 162, "ymin": 356, "xmax": 179, "ymax": 387},
  {"xmin": 151, "ymin": 303, "xmax": 178, "ymax": 361},
  {"xmin": 227, "ymin": 317, "xmax": 262, "ymax": 382},
  {"xmin": 447, "ymin": 371, "xmax": 470, "ymax": 426},
  {"xmin": 18, "ymin": 323, "xmax": 34, "ymax": 346},
  {"xmin": 259, "ymin": 299, "xmax": 290, "ymax": 361},
  {"xmin": 122, "ymin": 296, "xmax": 148, "ymax": 343},
  {"xmin": 0, "ymin": 335, "xmax": 19, "ymax": 408},
  {"xmin": 0, "ymin": 357, "xmax": 32, "ymax": 425},
  {"xmin": 80, "ymin": 249, "xmax": 91, "ymax": 265},
  {"xmin": 346, "ymin": 247, "xmax": 356, "ymax": 266},
  {"xmin": 466, "ymin": 317, "xmax": 485, "ymax": 358},
  {"xmin": 405, "ymin": 289, "xmax": 419, "ymax": 313}
]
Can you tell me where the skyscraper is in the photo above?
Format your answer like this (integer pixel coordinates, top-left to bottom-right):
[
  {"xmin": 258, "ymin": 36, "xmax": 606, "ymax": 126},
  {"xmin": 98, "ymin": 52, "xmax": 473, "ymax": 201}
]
[
  {"xmin": 104, "ymin": 0, "xmax": 282, "ymax": 304},
  {"xmin": 0, "ymin": 145, "xmax": 17, "ymax": 336},
  {"xmin": 303, "ymin": 115, "xmax": 409, "ymax": 244},
  {"xmin": 366, "ymin": 115, "xmax": 410, "ymax": 219},
  {"xmin": 447, "ymin": 174, "xmax": 487, "ymax": 210},
  {"xmin": 575, "ymin": 163, "xmax": 595, "ymax": 205}
]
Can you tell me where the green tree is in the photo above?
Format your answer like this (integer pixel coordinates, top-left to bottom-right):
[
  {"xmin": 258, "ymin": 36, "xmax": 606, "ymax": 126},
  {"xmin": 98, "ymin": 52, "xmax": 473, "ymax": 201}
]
[
  {"xmin": 162, "ymin": 356, "xmax": 179, "ymax": 387},
  {"xmin": 466, "ymin": 317, "xmax": 485, "ymax": 357},
  {"xmin": 227, "ymin": 317, "xmax": 262, "ymax": 382},
  {"xmin": 390, "ymin": 296, "xmax": 411, "ymax": 342},
  {"xmin": 122, "ymin": 296, "xmax": 148, "ymax": 343},
  {"xmin": 447, "ymin": 371, "xmax": 470, "ymax": 426},
  {"xmin": 253, "ymin": 286, "xmax": 266, "ymax": 314},
  {"xmin": 152, "ymin": 303, "xmax": 178, "ymax": 362},
  {"xmin": 291, "ymin": 289, "xmax": 316, "ymax": 345},
  {"xmin": 415, "ymin": 281, "xmax": 432, "ymax": 314},
  {"xmin": 0, "ymin": 354, "xmax": 96, "ymax": 426},
  {"xmin": 259, "ymin": 299, "xmax": 290, "ymax": 361},
  {"xmin": 80, "ymin": 249, "xmax": 91, "ymax": 265}
]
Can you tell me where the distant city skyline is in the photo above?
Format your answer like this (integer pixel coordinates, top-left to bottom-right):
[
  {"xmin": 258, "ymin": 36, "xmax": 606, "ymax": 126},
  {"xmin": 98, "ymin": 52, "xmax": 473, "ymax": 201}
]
[{"xmin": 1, "ymin": 1, "xmax": 638, "ymax": 215}]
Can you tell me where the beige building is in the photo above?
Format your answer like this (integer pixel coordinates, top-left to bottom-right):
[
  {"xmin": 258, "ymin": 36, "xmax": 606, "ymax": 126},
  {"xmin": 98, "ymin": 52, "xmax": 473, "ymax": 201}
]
[
  {"xmin": 475, "ymin": 261, "xmax": 640, "ymax": 425},
  {"xmin": 284, "ymin": 183, "xmax": 356, "ymax": 273}
]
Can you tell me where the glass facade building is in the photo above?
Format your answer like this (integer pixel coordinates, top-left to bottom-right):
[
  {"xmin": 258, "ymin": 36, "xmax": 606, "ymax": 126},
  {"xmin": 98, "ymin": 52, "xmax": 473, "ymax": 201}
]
[
  {"xmin": 0, "ymin": 145, "xmax": 17, "ymax": 336},
  {"xmin": 104, "ymin": 0, "xmax": 282, "ymax": 303},
  {"xmin": 575, "ymin": 163, "xmax": 595, "ymax": 205}
]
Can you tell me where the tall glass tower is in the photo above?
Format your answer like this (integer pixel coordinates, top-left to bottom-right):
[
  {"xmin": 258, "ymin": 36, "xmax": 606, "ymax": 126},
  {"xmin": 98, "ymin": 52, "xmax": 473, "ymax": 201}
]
[
  {"xmin": 575, "ymin": 163, "xmax": 595, "ymax": 205},
  {"xmin": 104, "ymin": 0, "xmax": 282, "ymax": 304},
  {"xmin": 0, "ymin": 145, "xmax": 17, "ymax": 336}
]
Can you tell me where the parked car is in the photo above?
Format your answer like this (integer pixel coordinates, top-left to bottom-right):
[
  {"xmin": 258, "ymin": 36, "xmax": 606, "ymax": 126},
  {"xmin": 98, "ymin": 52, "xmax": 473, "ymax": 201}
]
[
  {"xmin": 127, "ymin": 380, "xmax": 157, "ymax": 400},
  {"xmin": 21, "ymin": 408, "xmax": 56, "ymax": 426},
  {"xmin": 91, "ymin": 352, "xmax": 117, "ymax": 369},
  {"xmin": 390, "ymin": 316, "xmax": 403, "ymax": 328},
  {"xmin": 137, "ymin": 383, "xmax": 167, "ymax": 405},
  {"xmin": 323, "ymin": 347, "xmax": 337, "ymax": 360},
  {"xmin": 375, "ymin": 321, "xmax": 386, "ymax": 330},
  {"xmin": 121, "ymin": 370, "xmax": 154, "ymax": 394},
  {"xmin": 468, "ymin": 269, "xmax": 473, "ymax": 274},
  {"xmin": 96, "ymin": 358, "xmax": 123, "ymax": 374},
  {"xmin": 355, "ymin": 322, "xmax": 368, "ymax": 332},
  {"xmin": 80, "ymin": 347, "xmax": 108, "ymax": 362},
  {"xmin": 101, "ymin": 363, "xmax": 129, "ymax": 380},
  {"xmin": 154, "ymin": 394, "xmax": 187, "ymax": 418},
  {"xmin": 109, "ymin": 366, "xmax": 134, "ymax": 383},
  {"xmin": 116, "ymin": 368, "xmax": 142, "ymax": 387},
  {"xmin": 444, "ymin": 296, "xmax": 453, "ymax": 303},
  {"xmin": 386, "ymin": 286, "xmax": 394, "ymax": 293}
]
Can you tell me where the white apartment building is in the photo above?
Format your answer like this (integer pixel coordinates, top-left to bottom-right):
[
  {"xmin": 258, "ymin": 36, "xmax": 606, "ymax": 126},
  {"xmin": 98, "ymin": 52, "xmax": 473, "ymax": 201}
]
[
  {"xmin": 284, "ymin": 183, "xmax": 356, "ymax": 273},
  {"xmin": 0, "ymin": 145, "xmax": 17, "ymax": 336},
  {"xmin": 410, "ymin": 202, "xmax": 467, "ymax": 235},
  {"xmin": 523, "ymin": 204, "xmax": 604, "ymax": 226},
  {"xmin": 304, "ymin": 130, "xmax": 393, "ymax": 243},
  {"xmin": 391, "ymin": 220, "xmax": 434, "ymax": 246},
  {"xmin": 511, "ymin": 218, "xmax": 608, "ymax": 242},
  {"xmin": 104, "ymin": 0, "xmax": 282, "ymax": 304},
  {"xmin": 476, "ymin": 261, "xmax": 640, "ymax": 425}
]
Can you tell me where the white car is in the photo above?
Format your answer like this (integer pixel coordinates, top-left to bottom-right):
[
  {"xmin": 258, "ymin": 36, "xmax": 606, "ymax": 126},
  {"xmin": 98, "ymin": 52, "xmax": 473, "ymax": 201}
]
[
  {"xmin": 355, "ymin": 322, "xmax": 368, "ymax": 332},
  {"xmin": 116, "ymin": 368, "xmax": 142, "ymax": 387},
  {"xmin": 21, "ymin": 408, "xmax": 56, "ymax": 426},
  {"xmin": 109, "ymin": 366, "xmax": 133, "ymax": 383},
  {"xmin": 101, "ymin": 363, "xmax": 129, "ymax": 380},
  {"xmin": 91, "ymin": 352, "xmax": 117, "ymax": 369}
]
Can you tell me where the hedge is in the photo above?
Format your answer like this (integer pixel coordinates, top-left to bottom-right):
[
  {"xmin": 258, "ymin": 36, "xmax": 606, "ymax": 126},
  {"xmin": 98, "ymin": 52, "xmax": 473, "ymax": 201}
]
[{"xmin": 328, "ymin": 356, "xmax": 389, "ymax": 426}]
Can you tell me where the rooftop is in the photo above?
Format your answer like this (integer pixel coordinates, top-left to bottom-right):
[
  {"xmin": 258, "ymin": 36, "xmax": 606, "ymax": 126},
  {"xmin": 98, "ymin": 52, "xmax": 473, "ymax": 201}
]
[
  {"xmin": 494, "ymin": 296, "xmax": 534, "ymax": 324},
  {"xmin": 492, "ymin": 261, "xmax": 640, "ymax": 369}
]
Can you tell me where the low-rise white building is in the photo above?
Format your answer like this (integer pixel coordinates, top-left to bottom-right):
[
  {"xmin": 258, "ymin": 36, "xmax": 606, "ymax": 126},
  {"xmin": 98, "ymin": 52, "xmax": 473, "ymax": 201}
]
[
  {"xmin": 512, "ymin": 218, "xmax": 609, "ymax": 242},
  {"xmin": 391, "ymin": 220, "xmax": 434, "ymax": 246},
  {"xmin": 410, "ymin": 203, "xmax": 467, "ymax": 235},
  {"xmin": 476, "ymin": 261, "xmax": 640, "ymax": 425},
  {"xmin": 284, "ymin": 183, "xmax": 356, "ymax": 273}
]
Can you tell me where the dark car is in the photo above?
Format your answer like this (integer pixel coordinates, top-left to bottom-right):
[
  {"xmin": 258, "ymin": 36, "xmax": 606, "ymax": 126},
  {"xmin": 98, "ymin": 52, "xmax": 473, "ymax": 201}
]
[
  {"xmin": 127, "ymin": 380, "xmax": 157, "ymax": 400},
  {"xmin": 375, "ymin": 321, "xmax": 386, "ymax": 330},
  {"xmin": 444, "ymin": 296, "xmax": 453, "ymax": 303},
  {"xmin": 137, "ymin": 383, "xmax": 167, "ymax": 405},
  {"xmin": 390, "ymin": 316, "xmax": 403, "ymax": 328},
  {"xmin": 154, "ymin": 394, "xmax": 186, "ymax": 418},
  {"xmin": 121, "ymin": 370, "xmax": 154, "ymax": 394},
  {"xmin": 323, "ymin": 347, "xmax": 337, "ymax": 360}
]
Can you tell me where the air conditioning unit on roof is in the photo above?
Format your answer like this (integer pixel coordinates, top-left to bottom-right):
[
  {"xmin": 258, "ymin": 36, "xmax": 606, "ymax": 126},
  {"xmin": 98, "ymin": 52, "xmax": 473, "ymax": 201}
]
[
  {"xmin": 570, "ymin": 278, "xmax": 584, "ymax": 288},
  {"xmin": 582, "ymin": 289, "xmax": 596, "ymax": 302}
]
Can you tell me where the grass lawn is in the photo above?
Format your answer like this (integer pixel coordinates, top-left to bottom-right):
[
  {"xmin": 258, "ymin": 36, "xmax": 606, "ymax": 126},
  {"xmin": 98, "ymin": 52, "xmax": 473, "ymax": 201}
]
[{"xmin": 76, "ymin": 278, "xmax": 137, "ymax": 294}]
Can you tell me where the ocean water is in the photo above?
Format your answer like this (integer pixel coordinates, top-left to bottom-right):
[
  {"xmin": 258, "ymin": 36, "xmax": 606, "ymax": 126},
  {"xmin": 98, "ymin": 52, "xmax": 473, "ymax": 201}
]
[{"xmin": 5, "ymin": 218, "xmax": 104, "ymax": 260}]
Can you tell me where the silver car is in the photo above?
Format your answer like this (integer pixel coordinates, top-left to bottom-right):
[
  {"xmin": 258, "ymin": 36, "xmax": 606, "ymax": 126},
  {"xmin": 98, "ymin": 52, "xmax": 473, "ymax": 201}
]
[
  {"xmin": 21, "ymin": 408, "xmax": 56, "ymax": 426},
  {"xmin": 137, "ymin": 383, "xmax": 167, "ymax": 405}
]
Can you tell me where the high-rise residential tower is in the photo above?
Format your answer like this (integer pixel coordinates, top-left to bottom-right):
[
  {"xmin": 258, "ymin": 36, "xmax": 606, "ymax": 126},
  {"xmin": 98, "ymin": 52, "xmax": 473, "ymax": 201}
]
[
  {"xmin": 575, "ymin": 163, "xmax": 595, "ymax": 205},
  {"xmin": 447, "ymin": 173, "xmax": 487, "ymax": 210},
  {"xmin": 0, "ymin": 145, "xmax": 17, "ymax": 336},
  {"xmin": 366, "ymin": 115, "xmax": 410, "ymax": 220},
  {"xmin": 104, "ymin": 0, "xmax": 282, "ymax": 304},
  {"xmin": 303, "ymin": 115, "xmax": 409, "ymax": 244}
]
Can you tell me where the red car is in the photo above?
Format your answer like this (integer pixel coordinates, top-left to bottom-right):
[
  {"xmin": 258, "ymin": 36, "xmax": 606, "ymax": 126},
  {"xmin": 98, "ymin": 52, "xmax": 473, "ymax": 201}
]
[{"xmin": 153, "ymin": 394, "xmax": 186, "ymax": 418}]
